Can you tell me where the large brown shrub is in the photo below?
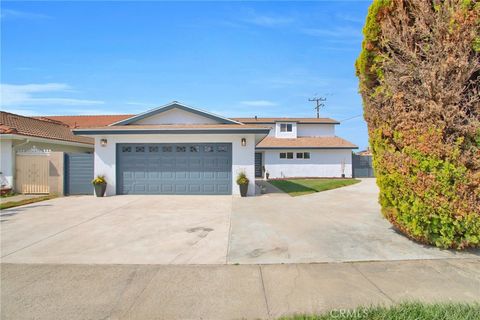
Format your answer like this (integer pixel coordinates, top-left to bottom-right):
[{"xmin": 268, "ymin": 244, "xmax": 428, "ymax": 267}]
[{"xmin": 356, "ymin": 0, "xmax": 480, "ymax": 248}]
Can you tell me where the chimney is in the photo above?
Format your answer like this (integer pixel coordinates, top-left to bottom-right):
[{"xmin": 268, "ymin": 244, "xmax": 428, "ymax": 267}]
[{"xmin": 254, "ymin": 115, "xmax": 258, "ymax": 120}]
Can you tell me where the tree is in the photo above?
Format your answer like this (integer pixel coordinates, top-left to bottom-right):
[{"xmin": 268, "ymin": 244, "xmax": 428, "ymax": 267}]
[{"xmin": 356, "ymin": 0, "xmax": 480, "ymax": 248}]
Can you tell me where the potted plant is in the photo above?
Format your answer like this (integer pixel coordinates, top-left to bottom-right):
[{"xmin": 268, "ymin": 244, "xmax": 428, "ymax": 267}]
[
  {"xmin": 92, "ymin": 175, "xmax": 107, "ymax": 197},
  {"xmin": 236, "ymin": 172, "xmax": 249, "ymax": 197}
]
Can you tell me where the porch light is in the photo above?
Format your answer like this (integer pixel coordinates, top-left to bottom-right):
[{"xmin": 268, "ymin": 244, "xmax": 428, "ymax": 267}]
[
  {"xmin": 100, "ymin": 138, "xmax": 108, "ymax": 147},
  {"xmin": 241, "ymin": 138, "xmax": 246, "ymax": 147}
]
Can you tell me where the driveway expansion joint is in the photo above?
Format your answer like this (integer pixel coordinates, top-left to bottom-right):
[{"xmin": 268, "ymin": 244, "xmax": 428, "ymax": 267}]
[
  {"xmin": 259, "ymin": 265, "xmax": 272, "ymax": 319},
  {"xmin": 350, "ymin": 263, "xmax": 395, "ymax": 303}
]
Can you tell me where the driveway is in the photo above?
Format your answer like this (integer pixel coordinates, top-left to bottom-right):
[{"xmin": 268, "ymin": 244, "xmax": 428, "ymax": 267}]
[{"xmin": 1, "ymin": 179, "xmax": 478, "ymax": 264}]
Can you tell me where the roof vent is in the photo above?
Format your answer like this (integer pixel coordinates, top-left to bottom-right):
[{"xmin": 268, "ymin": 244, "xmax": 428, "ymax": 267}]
[{"xmin": 255, "ymin": 115, "xmax": 258, "ymax": 120}]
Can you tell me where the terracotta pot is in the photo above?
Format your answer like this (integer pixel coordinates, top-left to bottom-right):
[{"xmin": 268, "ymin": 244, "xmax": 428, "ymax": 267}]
[
  {"xmin": 94, "ymin": 183, "xmax": 107, "ymax": 197},
  {"xmin": 239, "ymin": 184, "xmax": 248, "ymax": 197}
]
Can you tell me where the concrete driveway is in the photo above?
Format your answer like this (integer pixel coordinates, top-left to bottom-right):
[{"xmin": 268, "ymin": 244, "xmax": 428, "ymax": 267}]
[{"xmin": 1, "ymin": 179, "xmax": 478, "ymax": 264}]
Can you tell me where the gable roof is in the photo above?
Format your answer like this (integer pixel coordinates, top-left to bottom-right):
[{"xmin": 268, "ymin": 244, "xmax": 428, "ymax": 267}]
[
  {"xmin": 35, "ymin": 114, "xmax": 133, "ymax": 128},
  {"xmin": 256, "ymin": 136, "xmax": 357, "ymax": 149},
  {"xmin": 0, "ymin": 111, "xmax": 93, "ymax": 145},
  {"xmin": 233, "ymin": 117, "xmax": 340, "ymax": 124},
  {"xmin": 73, "ymin": 124, "xmax": 271, "ymax": 135},
  {"xmin": 111, "ymin": 101, "xmax": 242, "ymax": 126}
]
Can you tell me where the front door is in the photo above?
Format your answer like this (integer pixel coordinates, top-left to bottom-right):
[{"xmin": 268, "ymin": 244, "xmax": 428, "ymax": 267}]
[{"xmin": 254, "ymin": 152, "xmax": 262, "ymax": 178}]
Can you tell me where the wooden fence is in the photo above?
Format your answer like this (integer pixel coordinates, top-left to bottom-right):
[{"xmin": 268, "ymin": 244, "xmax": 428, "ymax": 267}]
[{"xmin": 15, "ymin": 153, "xmax": 50, "ymax": 194}]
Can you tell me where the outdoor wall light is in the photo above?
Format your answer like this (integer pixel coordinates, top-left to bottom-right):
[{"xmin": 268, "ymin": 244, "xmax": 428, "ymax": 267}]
[
  {"xmin": 241, "ymin": 138, "xmax": 246, "ymax": 147},
  {"xmin": 100, "ymin": 138, "xmax": 108, "ymax": 147}
]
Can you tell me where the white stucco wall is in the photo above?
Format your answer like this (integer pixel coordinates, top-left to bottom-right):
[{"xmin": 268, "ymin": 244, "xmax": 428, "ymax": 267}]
[
  {"xmin": 297, "ymin": 124, "xmax": 335, "ymax": 137},
  {"xmin": 275, "ymin": 122, "xmax": 297, "ymax": 138},
  {"xmin": 134, "ymin": 108, "xmax": 219, "ymax": 125},
  {"xmin": 262, "ymin": 149, "xmax": 353, "ymax": 178},
  {"xmin": 14, "ymin": 141, "xmax": 93, "ymax": 153},
  {"xmin": 0, "ymin": 137, "xmax": 92, "ymax": 189},
  {"xmin": 92, "ymin": 134, "xmax": 256, "ymax": 196},
  {"xmin": 0, "ymin": 139, "xmax": 13, "ymax": 187}
]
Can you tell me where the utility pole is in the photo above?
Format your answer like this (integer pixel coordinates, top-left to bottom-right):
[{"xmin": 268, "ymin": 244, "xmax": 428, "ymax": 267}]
[{"xmin": 308, "ymin": 97, "xmax": 326, "ymax": 118}]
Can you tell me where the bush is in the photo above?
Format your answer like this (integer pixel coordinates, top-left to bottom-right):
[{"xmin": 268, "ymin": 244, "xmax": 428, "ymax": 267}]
[{"xmin": 355, "ymin": 0, "xmax": 480, "ymax": 249}]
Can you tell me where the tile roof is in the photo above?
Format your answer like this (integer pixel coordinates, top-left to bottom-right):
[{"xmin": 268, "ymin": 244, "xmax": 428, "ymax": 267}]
[
  {"xmin": 73, "ymin": 124, "xmax": 271, "ymax": 133},
  {"xmin": 34, "ymin": 114, "xmax": 134, "ymax": 128},
  {"xmin": 0, "ymin": 112, "xmax": 94, "ymax": 145},
  {"xmin": 232, "ymin": 117, "xmax": 340, "ymax": 124},
  {"xmin": 256, "ymin": 136, "xmax": 358, "ymax": 149}
]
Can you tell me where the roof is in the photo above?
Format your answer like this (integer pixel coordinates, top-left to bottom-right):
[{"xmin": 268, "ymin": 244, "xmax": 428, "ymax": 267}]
[
  {"xmin": 73, "ymin": 124, "xmax": 271, "ymax": 135},
  {"xmin": 256, "ymin": 136, "xmax": 358, "ymax": 149},
  {"xmin": 232, "ymin": 117, "xmax": 340, "ymax": 124},
  {"xmin": 35, "ymin": 114, "xmax": 133, "ymax": 128},
  {"xmin": 0, "ymin": 111, "xmax": 94, "ymax": 145},
  {"xmin": 111, "ymin": 101, "xmax": 242, "ymax": 126}
]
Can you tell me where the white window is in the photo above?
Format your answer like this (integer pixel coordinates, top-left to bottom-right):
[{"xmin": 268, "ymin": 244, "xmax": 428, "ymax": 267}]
[
  {"xmin": 280, "ymin": 123, "xmax": 293, "ymax": 132},
  {"xmin": 280, "ymin": 152, "xmax": 293, "ymax": 159},
  {"xmin": 296, "ymin": 152, "xmax": 311, "ymax": 159}
]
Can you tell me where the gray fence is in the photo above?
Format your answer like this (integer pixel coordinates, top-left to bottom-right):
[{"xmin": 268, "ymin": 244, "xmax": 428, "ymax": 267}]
[{"xmin": 352, "ymin": 155, "xmax": 375, "ymax": 178}]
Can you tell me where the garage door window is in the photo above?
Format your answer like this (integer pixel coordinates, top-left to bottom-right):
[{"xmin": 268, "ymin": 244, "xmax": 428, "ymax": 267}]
[
  {"xmin": 162, "ymin": 146, "xmax": 172, "ymax": 152},
  {"xmin": 204, "ymin": 146, "xmax": 214, "ymax": 152},
  {"xmin": 149, "ymin": 146, "xmax": 159, "ymax": 152},
  {"xmin": 176, "ymin": 146, "xmax": 186, "ymax": 152},
  {"xmin": 190, "ymin": 145, "xmax": 200, "ymax": 152},
  {"xmin": 135, "ymin": 146, "xmax": 145, "ymax": 152},
  {"xmin": 122, "ymin": 146, "xmax": 132, "ymax": 153},
  {"xmin": 218, "ymin": 146, "xmax": 228, "ymax": 152}
]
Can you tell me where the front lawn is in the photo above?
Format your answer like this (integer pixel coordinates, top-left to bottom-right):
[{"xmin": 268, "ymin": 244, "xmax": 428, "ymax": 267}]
[
  {"xmin": 0, "ymin": 195, "xmax": 57, "ymax": 210},
  {"xmin": 269, "ymin": 178, "xmax": 360, "ymax": 196},
  {"xmin": 279, "ymin": 302, "xmax": 480, "ymax": 320}
]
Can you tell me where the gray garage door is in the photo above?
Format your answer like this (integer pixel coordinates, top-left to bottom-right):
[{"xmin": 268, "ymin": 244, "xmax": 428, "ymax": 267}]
[
  {"xmin": 117, "ymin": 143, "xmax": 232, "ymax": 195},
  {"xmin": 64, "ymin": 153, "xmax": 94, "ymax": 195}
]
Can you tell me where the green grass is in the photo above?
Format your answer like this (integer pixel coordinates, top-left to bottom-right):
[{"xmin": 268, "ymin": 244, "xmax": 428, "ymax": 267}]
[
  {"xmin": 279, "ymin": 302, "xmax": 480, "ymax": 320},
  {"xmin": 269, "ymin": 178, "xmax": 360, "ymax": 196},
  {"xmin": 0, "ymin": 195, "xmax": 57, "ymax": 210}
]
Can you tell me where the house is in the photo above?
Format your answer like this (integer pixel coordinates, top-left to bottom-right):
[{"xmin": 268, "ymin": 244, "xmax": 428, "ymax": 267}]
[
  {"xmin": 232, "ymin": 117, "xmax": 357, "ymax": 179},
  {"xmin": 0, "ymin": 112, "xmax": 94, "ymax": 190},
  {"xmin": 72, "ymin": 102, "xmax": 357, "ymax": 196}
]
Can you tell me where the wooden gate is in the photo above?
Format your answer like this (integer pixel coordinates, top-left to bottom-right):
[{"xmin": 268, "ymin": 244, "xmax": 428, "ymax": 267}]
[{"xmin": 15, "ymin": 153, "xmax": 50, "ymax": 194}]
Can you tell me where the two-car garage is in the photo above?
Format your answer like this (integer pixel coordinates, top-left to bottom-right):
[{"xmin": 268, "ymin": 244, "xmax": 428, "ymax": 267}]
[{"xmin": 116, "ymin": 143, "xmax": 232, "ymax": 195}]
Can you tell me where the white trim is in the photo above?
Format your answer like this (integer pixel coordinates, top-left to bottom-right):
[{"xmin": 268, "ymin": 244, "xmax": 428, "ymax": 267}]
[
  {"xmin": 109, "ymin": 101, "xmax": 244, "ymax": 126},
  {"xmin": 1, "ymin": 134, "xmax": 93, "ymax": 148}
]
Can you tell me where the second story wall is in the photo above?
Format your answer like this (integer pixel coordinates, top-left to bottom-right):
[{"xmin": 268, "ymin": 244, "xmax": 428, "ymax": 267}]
[
  {"xmin": 297, "ymin": 124, "xmax": 335, "ymax": 137},
  {"xmin": 275, "ymin": 122, "xmax": 297, "ymax": 138}
]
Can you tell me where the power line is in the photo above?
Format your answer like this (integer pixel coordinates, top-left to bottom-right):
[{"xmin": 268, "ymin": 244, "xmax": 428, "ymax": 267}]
[{"xmin": 339, "ymin": 114, "xmax": 362, "ymax": 122}]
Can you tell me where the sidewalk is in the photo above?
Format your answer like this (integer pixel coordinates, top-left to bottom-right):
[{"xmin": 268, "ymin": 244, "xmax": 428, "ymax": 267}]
[{"xmin": 1, "ymin": 258, "xmax": 479, "ymax": 319}]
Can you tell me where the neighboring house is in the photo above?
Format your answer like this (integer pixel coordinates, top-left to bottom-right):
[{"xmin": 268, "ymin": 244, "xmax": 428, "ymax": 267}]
[
  {"xmin": 72, "ymin": 102, "xmax": 357, "ymax": 196},
  {"xmin": 0, "ymin": 111, "xmax": 94, "ymax": 189},
  {"xmin": 233, "ymin": 117, "xmax": 357, "ymax": 179}
]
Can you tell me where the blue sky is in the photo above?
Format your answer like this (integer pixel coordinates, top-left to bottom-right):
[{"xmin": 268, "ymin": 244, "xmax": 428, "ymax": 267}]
[{"xmin": 1, "ymin": 1, "xmax": 371, "ymax": 149}]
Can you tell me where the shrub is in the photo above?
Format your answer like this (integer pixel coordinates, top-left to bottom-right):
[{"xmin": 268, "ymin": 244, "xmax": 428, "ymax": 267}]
[{"xmin": 355, "ymin": 0, "xmax": 480, "ymax": 249}]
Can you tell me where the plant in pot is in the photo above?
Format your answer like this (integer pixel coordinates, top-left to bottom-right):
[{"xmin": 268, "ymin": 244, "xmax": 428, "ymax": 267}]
[
  {"xmin": 236, "ymin": 172, "xmax": 249, "ymax": 197},
  {"xmin": 92, "ymin": 175, "xmax": 107, "ymax": 197}
]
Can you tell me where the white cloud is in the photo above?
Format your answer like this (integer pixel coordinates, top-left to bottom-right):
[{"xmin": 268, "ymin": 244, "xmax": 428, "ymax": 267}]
[
  {"xmin": 240, "ymin": 100, "xmax": 277, "ymax": 107},
  {"xmin": 241, "ymin": 10, "xmax": 294, "ymax": 28},
  {"xmin": 0, "ymin": 83, "xmax": 104, "ymax": 107},
  {"xmin": 1, "ymin": 9, "xmax": 51, "ymax": 20},
  {"xmin": 301, "ymin": 26, "xmax": 362, "ymax": 39}
]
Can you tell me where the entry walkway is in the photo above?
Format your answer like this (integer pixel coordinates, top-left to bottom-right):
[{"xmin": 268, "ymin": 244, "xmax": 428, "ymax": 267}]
[{"xmin": 1, "ymin": 258, "xmax": 479, "ymax": 319}]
